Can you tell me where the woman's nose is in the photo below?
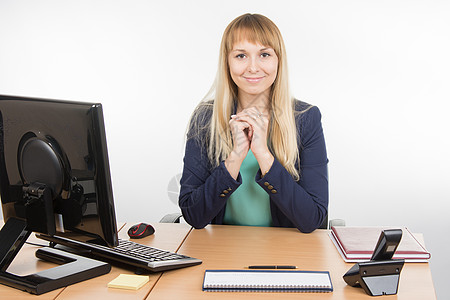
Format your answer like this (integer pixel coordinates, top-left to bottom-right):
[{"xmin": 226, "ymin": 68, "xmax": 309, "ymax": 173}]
[{"xmin": 247, "ymin": 57, "xmax": 259, "ymax": 73}]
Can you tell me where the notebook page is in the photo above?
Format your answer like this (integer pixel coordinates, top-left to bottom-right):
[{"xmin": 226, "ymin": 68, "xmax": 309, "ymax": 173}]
[{"xmin": 204, "ymin": 270, "xmax": 331, "ymax": 289}]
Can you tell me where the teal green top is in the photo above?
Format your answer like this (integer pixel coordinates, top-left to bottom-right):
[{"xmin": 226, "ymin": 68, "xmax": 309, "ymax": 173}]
[{"xmin": 223, "ymin": 150, "xmax": 272, "ymax": 226}]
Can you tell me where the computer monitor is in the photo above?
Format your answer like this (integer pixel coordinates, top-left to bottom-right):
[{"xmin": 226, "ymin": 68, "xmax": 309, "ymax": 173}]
[
  {"xmin": 0, "ymin": 94, "xmax": 118, "ymax": 294},
  {"xmin": 0, "ymin": 94, "xmax": 118, "ymax": 247}
]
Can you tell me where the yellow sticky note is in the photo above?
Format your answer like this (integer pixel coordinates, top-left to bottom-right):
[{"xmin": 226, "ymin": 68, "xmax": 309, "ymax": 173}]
[{"xmin": 107, "ymin": 274, "xmax": 150, "ymax": 290}]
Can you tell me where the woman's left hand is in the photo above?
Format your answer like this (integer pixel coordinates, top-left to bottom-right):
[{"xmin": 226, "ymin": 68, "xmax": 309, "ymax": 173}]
[{"xmin": 232, "ymin": 107, "xmax": 274, "ymax": 174}]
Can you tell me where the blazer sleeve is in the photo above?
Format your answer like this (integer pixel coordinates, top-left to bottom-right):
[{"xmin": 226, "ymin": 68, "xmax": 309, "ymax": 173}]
[
  {"xmin": 178, "ymin": 131, "xmax": 242, "ymax": 229},
  {"xmin": 256, "ymin": 105, "xmax": 328, "ymax": 233}
]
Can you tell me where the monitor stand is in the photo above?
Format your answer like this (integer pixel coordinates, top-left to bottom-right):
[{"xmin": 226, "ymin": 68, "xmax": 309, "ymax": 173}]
[{"xmin": 0, "ymin": 217, "xmax": 111, "ymax": 295}]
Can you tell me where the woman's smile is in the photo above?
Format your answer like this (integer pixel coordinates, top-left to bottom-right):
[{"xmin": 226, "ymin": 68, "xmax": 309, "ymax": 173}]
[{"xmin": 244, "ymin": 76, "xmax": 265, "ymax": 83}]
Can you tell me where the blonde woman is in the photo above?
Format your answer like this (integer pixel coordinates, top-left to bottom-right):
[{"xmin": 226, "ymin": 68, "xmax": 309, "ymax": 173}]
[{"xmin": 179, "ymin": 13, "xmax": 328, "ymax": 233}]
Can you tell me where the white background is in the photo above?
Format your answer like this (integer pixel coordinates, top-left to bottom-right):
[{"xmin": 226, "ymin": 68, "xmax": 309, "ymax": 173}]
[{"xmin": 1, "ymin": 1, "xmax": 449, "ymax": 298}]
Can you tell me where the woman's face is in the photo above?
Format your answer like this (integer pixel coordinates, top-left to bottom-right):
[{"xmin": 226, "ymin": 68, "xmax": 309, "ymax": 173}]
[{"xmin": 228, "ymin": 40, "xmax": 278, "ymax": 100}]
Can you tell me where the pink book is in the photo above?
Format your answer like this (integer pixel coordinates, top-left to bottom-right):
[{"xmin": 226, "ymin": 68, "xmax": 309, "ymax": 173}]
[{"xmin": 330, "ymin": 226, "xmax": 431, "ymax": 261}]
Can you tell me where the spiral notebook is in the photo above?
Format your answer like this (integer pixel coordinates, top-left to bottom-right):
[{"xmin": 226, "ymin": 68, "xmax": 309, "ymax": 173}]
[{"xmin": 202, "ymin": 270, "xmax": 333, "ymax": 292}]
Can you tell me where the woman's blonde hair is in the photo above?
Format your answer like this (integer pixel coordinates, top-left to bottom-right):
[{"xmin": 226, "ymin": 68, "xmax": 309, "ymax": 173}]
[{"xmin": 190, "ymin": 13, "xmax": 300, "ymax": 180}]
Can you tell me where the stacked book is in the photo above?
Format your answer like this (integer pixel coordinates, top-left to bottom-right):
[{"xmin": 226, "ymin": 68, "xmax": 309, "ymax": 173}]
[{"xmin": 329, "ymin": 226, "xmax": 431, "ymax": 262}]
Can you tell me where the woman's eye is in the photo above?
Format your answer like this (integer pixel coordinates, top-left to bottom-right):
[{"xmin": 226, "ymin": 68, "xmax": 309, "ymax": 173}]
[
  {"xmin": 236, "ymin": 54, "xmax": 246, "ymax": 59},
  {"xmin": 261, "ymin": 52, "xmax": 270, "ymax": 58}
]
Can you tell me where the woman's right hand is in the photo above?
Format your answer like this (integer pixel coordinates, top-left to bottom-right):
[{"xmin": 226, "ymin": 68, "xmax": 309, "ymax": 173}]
[{"xmin": 224, "ymin": 116, "xmax": 251, "ymax": 180}]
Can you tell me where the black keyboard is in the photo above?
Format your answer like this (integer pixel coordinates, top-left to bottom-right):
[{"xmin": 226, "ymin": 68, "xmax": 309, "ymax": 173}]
[{"xmin": 36, "ymin": 234, "xmax": 202, "ymax": 273}]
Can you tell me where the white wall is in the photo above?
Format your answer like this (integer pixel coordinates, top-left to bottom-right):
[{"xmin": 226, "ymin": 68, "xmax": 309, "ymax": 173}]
[{"xmin": 1, "ymin": 1, "xmax": 448, "ymax": 298}]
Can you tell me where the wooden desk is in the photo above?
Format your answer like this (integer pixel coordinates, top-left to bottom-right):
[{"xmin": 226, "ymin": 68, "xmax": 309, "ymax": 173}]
[
  {"xmin": 0, "ymin": 222, "xmax": 437, "ymax": 299},
  {"xmin": 0, "ymin": 221, "xmax": 192, "ymax": 299},
  {"xmin": 148, "ymin": 225, "xmax": 436, "ymax": 300}
]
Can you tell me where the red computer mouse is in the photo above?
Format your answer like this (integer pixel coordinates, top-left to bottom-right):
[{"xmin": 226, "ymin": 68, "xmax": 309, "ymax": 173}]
[{"xmin": 127, "ymin": 223, "xmax": 155, "ymax": 239}]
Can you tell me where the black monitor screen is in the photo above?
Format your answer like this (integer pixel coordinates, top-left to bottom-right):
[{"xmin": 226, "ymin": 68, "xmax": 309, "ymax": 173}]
[{"xmin": 0, "ymin": 95, "xmax": 118, "ymax": 247}]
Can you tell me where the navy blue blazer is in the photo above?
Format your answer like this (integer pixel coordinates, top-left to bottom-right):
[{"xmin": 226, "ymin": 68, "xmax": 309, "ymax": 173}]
[{"xmin": 179, "ymin": 100, "xmax": 328, "ymax": 233}]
